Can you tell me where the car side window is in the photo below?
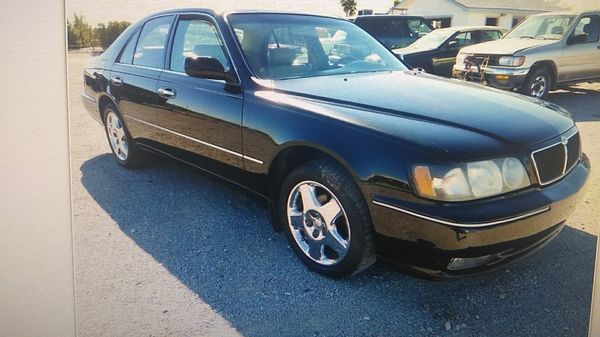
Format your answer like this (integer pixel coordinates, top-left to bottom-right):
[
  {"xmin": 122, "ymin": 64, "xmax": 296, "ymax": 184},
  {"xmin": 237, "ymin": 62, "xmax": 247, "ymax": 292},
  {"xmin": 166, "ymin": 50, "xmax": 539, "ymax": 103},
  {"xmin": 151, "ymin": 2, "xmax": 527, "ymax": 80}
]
[
  {"xmin": 454, "ymin": 32, "xmax": 474, "ymax": 47},
  {"xmin": 133, "ymin": 15, "xmax": 174, "ymax": 68},
  {"xmin": 572, "ymin": 15, "xmax": 599, "ymax": 44},
  {"xmin": 117, "ymin": 29, "xmax": 140, "ymax": 64},
  {"xmin": 480, "ymin": 30, "xmax": 501, "ymax": 42},
  {"xmin": 169, "ymin": 18, "xmax": 230, "ymax": 73}
]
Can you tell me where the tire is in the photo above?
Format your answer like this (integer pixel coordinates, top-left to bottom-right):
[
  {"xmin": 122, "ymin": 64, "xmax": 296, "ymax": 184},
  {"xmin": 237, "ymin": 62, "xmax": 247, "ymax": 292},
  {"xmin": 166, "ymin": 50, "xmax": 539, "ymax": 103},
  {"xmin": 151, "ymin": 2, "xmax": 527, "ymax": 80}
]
[
  {"xmin": 103, "ymin": 103, "xmax": 145, "ymax": 168},
  {"xmin": 520, "ymin": 67, "xmax": 551, "ymax": 99},
  {"xmin": 278, "ymin": 159, "xmax": 376, "ymax": 278}
]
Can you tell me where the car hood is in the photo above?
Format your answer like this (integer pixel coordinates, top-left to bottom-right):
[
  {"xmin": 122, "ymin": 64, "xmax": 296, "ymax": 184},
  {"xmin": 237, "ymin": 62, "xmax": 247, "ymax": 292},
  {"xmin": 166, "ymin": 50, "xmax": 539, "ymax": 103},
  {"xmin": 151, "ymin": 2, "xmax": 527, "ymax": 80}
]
[
  {"xmin": 265, "ymin": 71, "xmax": 574, "ymax": 150},
  {"xmin": 459, "ymin": 38, "xmax": 556, "ymax": 55},
  {"xmin": 393, "ymin": 46, "xmax": 435, "ymax": 56}
]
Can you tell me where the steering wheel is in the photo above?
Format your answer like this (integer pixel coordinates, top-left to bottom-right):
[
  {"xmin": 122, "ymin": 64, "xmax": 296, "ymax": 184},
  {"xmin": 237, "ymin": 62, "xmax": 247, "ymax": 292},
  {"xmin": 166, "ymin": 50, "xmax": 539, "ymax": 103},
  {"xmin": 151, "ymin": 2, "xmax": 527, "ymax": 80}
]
[{"xmin": 333, "ymin": 55, "xmax": 359, "ymax": 67}]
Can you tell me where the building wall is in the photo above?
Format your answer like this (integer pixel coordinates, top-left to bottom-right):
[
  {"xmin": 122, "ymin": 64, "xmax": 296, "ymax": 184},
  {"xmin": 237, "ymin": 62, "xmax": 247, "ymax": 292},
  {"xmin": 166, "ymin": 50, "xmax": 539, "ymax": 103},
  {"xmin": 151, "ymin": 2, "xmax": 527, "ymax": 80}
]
[{"xmin": 465, "ymin": 11, "xmax": 534, "ymax": 28}]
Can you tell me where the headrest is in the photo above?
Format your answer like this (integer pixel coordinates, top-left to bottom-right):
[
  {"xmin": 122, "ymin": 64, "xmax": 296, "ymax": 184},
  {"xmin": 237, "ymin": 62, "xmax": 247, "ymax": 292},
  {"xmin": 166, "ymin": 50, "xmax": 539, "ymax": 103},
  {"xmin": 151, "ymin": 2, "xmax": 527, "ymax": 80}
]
[
  {"xmin": 583, "ymin": 23, "xmax": 594, "ymax": 35},
  {"xmin": 268, "ymin": 48, "xmax": 297, "ymax": 66},
  {"xmin": 551, "ymin": 26, "xmax": 564, "ymax": 35}
]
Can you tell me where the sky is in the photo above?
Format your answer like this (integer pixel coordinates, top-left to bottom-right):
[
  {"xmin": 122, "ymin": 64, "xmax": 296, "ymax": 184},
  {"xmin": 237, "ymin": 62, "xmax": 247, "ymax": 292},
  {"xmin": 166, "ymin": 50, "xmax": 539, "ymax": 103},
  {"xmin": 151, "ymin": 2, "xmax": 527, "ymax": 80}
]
[
  {"xmin": 66, "ymin": 0, "xmax": 392, "ymax": 26},
  {"xmin": 66, "ymin": 0, "xmax": 596, "ymax": 26}
]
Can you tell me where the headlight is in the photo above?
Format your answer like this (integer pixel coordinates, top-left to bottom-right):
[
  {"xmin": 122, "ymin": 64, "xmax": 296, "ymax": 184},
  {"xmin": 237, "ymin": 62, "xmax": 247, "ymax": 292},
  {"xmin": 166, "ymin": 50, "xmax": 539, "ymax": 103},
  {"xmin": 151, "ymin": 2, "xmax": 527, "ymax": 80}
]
[
  {"xmin": 498, "ymin": 56, "xmax": 525, "ymax": 67},
  {"xmin": 413, "ymin": 158, "xmax": 530, "ymax": 202},
  {"xmin": 456, "ymin": 53, "xmax": 468, "ymax": 65}
]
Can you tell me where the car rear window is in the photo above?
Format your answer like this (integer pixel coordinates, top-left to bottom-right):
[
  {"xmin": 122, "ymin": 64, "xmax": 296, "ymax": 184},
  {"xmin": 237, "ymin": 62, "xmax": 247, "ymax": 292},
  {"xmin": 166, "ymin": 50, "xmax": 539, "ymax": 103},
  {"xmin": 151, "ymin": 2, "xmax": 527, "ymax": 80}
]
[{"xmin": 133, "ymin": 15, "xmax": 174, "ymax": 68}]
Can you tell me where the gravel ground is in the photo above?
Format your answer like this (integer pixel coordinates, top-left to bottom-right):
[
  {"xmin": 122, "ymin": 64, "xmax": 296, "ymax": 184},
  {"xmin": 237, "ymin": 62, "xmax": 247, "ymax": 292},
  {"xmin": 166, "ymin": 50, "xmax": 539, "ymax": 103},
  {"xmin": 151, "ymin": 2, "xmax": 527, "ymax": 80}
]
[{"xmin": 69, "ymin": 51, "xmax": 599, "ymax": 337}]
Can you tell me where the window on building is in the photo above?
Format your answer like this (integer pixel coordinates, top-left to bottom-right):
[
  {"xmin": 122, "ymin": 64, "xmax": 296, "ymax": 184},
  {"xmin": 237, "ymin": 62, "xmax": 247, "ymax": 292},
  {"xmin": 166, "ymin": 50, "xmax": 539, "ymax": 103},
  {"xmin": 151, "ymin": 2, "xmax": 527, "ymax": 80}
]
[
  {"xmin": 512, "ymin": 16, "xmax": 527, "ymax": 28},
  {"xmin": 429, "ymin": 17, "xmax": 452, "ymax": 29},
  {"xmin": 485, "ymin": 17, "xmax": 499, "ymax": 26}
]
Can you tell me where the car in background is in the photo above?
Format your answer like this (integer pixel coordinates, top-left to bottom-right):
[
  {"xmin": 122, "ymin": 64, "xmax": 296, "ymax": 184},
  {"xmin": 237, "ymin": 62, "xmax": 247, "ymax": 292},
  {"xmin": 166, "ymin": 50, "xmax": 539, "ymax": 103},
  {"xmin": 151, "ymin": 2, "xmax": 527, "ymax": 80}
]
[
  {"xmin": 82, "ymin": 9, "xmax": 589, "ymax": 278},
  {"xmin": 354, "ymin": 15, "xmax": 433, "ymax": 49},
  {"xmin": 453, "ymin": 10, "xmax": 600, "ymax": 99},
  {"xmin": 393, "ymin": 26, "xmax": 506, "ymax": 77}
]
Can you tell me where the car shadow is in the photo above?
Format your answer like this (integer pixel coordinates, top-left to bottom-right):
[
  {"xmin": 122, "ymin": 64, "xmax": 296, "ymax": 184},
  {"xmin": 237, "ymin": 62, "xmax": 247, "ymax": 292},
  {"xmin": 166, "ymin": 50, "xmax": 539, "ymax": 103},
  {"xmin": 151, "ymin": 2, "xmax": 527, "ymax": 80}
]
[
  {"xmin": 80, "ymin": 153, "xmax": 596, "ymax": 337},
  {"xmin": 548, "ymin": 86, "xmax": 600, "ymax": 122}
]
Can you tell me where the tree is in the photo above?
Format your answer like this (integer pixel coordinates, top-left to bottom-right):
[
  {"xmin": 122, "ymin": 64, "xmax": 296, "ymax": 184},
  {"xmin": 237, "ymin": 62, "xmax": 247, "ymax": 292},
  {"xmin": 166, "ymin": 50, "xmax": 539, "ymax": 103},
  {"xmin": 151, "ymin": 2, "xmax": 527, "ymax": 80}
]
[
  {"xmin": 340, "ymin": 0, "xmax": 357, "ymax": 18},
  {"xmin": 94, "ymin": 21, "xmax": 130, "ymax": 50},
  {"xmin": 67, "ymin": 14, "xmax": 93, "ymax": 48},
  {"xmin": 394, "ymin": 0, "xmax": 402, "ymax": 6}
]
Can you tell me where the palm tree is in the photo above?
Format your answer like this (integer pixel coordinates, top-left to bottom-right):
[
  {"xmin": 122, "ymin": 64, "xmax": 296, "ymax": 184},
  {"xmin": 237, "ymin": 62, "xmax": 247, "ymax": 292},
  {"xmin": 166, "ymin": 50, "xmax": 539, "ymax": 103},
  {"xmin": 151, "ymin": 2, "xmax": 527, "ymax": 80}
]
[{"xmin": 340, "ymin": 0, "xmax": 357, "ymax": 18}]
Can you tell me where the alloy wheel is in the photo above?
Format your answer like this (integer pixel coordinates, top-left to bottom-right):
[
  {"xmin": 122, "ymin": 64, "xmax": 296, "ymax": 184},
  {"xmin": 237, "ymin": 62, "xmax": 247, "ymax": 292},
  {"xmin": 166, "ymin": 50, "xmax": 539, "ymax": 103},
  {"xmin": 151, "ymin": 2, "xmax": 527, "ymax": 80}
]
[
  {"xmin": 286, "ymin": 181, "xmax": 351, "ymax": 266},
  {"xmin": 106, "ymin": 111, "xmax": 128, "ymax": 161}
]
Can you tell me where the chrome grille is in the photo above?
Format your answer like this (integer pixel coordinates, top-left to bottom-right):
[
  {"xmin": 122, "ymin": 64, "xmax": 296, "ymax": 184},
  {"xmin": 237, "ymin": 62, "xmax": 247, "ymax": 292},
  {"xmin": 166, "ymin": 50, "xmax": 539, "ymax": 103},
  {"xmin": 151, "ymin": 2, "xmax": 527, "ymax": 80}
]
[{"xmin": 531, "ymin": 132, "xmax": 580, "ymax": 185}]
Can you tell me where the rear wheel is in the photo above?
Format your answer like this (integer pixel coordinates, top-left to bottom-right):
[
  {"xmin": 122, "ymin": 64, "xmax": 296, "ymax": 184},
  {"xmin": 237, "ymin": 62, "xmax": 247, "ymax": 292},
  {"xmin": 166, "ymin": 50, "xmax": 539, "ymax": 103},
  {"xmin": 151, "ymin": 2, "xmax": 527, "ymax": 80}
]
[
  {"xmin": 520, "ymin": 67, "xmax": 551, "ymax": 99},
  {"xmin": 279, "ymin": 159, "xmax": 376, "ymax": 278},
  {"xmin": 103, "ymin": 104, "xmax": 145, "ymax": 168}
]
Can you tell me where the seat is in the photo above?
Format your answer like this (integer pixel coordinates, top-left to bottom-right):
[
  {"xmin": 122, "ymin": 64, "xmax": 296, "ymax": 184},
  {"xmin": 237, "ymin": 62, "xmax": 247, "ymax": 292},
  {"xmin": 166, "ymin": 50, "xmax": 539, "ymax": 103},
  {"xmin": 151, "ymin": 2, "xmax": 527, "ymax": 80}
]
[
  {"xmin": 550, "ymin": 26, "xmax": 564, "ymax": 35},
  {"xmin": 583, "ymin": 21, "xmax": 599, "ymax": 43},
  {"xmin": 260, "ymin": 48, "xmax": 308, "ymax": 79}
]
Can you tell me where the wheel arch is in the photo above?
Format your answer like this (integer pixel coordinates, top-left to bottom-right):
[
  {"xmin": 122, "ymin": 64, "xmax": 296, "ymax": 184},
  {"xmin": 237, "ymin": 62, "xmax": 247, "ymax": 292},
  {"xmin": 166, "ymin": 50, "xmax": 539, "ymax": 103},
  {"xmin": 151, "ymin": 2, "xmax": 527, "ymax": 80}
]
[
  {"xmin": 530, "ymin": 60, "xmax": 557, "ymax": 88},
  {"xmin": 267, "ymin": 142, "xmax": 364, "ymax": 231},
  {"xmin": 97, "ymin": 94, "xmax": 119, "ymax": 124}
]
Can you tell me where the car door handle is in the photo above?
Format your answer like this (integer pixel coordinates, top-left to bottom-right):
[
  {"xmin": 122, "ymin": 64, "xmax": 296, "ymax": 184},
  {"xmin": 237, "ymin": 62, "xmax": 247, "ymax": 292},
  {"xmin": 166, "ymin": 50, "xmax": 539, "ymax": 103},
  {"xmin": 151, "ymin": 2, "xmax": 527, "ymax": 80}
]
[
  {"xmin": 111, "ymin": 76, "xmax": 123, "ymax": 86},
  {"xmin": 158, "ymin": 87, "xmax": 176, "ymax": 99}
]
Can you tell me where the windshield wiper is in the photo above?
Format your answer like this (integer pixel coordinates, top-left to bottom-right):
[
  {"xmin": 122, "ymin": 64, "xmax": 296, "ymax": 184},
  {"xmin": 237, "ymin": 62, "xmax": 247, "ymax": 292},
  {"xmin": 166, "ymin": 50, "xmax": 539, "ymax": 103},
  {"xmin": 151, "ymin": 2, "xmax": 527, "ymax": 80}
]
[{"xmin": 518, "ymin": 35, "xmax": 536, "ymax": 39}]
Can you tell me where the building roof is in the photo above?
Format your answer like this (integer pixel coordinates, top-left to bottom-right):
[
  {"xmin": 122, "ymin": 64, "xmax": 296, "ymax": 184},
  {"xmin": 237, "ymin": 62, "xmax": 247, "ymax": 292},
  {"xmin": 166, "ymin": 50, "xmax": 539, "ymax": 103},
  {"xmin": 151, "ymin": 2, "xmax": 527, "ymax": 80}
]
[{"xmin": 453, "ymin": 0, "xmax": 563, "ymax": 12}]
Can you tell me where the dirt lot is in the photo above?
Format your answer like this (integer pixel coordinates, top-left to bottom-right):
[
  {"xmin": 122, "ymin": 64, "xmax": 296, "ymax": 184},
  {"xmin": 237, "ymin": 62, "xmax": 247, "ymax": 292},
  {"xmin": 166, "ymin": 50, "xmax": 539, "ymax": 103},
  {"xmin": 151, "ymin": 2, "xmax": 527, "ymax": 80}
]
[{"xmin": 68, "ymin": 50, "xmax": 599, "ymax": 337}]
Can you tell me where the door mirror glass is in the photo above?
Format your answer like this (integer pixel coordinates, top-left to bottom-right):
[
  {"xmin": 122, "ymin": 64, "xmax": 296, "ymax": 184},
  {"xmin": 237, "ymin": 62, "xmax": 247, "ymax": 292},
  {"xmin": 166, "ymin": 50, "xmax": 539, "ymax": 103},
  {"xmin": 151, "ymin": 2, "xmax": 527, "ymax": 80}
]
[
  {"xmin": 184, "ymin": 56, "xmax": 227, "ymax": 80},
  {"xmin": 447, "ymin": 40, "xmax": 459, "ymax": 49}
]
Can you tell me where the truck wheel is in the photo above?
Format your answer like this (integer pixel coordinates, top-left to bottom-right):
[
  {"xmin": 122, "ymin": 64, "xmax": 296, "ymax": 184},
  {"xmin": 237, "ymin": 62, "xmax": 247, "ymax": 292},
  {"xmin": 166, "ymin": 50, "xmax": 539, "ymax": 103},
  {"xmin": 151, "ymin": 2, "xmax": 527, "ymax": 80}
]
[{"xmin": 520, "ymin": 67, "xmax": 551, "ymax": 99}]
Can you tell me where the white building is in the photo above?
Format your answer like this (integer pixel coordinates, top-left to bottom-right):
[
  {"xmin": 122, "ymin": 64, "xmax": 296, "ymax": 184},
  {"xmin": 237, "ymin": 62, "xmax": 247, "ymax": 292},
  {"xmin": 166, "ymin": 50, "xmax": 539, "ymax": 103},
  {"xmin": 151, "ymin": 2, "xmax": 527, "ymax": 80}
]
[{"xmin": 391, "ymin": 0, "xmax": 563, "ymax": 29}]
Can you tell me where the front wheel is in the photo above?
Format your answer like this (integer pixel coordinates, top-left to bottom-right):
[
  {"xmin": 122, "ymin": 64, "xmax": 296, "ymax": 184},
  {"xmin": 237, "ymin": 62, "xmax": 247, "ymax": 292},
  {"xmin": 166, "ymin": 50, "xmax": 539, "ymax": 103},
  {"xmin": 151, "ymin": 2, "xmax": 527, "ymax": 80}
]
[
  {"xmin": 520, "ymin": 67, "xmax": 551, "ymax": 99},
  {"xmin": 278, "ymin": 159, "xmax": 376, "ymax": 278}
]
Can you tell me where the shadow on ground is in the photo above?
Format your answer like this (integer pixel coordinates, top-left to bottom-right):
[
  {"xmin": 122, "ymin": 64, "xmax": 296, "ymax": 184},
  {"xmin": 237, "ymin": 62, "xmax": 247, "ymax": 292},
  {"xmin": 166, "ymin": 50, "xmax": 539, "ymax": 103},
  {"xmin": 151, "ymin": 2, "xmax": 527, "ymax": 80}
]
[
  {"xmin": 81, "ymin": 153, "xmax": 596, "ymax": 337},
  {"xmin": 548, "ymin": 86, "xmax": 600, "ymax": 122}
]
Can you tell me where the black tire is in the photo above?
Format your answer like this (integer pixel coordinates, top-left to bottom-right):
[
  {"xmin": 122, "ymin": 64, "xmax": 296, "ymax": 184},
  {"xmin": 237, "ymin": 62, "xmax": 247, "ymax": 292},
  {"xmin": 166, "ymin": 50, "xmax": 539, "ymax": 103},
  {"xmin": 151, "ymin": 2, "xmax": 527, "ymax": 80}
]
[
  {"xmin": 278, "ymin": 159, "xmax": 376, "ymax": 278},
  {"xmin": 102, "ymin": 103, "xmax": 145, "ymax": 168},
  {"xmin": 520, "ymin": 66, "xmax": 552, "ymax": 99}
]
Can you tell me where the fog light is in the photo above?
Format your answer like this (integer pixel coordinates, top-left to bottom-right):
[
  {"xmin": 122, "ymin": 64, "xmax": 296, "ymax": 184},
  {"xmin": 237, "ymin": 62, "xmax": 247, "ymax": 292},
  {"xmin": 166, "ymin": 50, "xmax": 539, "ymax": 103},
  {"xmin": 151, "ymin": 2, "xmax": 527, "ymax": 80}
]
[
  {"xmin": 447, "ymin": 255, "xmax": 497, "ymax": 270},
  {"xmin": 495, "ymin": 75, "xmax": 510, "ymax": 81}
]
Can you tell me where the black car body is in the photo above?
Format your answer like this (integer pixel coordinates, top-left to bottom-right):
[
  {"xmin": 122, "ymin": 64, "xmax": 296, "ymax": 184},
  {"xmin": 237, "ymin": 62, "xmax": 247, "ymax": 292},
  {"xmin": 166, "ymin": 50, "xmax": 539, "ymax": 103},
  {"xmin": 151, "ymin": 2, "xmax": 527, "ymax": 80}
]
[
  {"xmin": 82, "ymin": 9, "xmax": 589, "ymax": 278},
  {"xmin": 393, "ymin": 26, "xmax": 506, "ymax": 77},
  {"xmin": 353, "ymin": 15, "xmax": 433, "ymax": 49}
]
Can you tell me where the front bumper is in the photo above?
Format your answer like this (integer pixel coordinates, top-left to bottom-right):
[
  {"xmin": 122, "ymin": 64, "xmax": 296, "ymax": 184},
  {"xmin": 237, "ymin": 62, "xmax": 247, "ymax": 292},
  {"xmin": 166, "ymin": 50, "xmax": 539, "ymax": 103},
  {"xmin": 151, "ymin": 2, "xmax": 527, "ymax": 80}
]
[
  {"xmin": 452, "ymin": 65, "xmax": 530, "ymax": 91},
  {"xmin": 371, "ymin": 155, "xmax": 590, "ymax": 277}
]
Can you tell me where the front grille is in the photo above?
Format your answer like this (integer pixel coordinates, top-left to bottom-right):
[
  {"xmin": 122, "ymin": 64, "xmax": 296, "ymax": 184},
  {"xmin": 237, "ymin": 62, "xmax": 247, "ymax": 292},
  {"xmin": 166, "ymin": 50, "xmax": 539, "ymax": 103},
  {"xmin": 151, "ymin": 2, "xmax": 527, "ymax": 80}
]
[
  {"xmin": 531, "ymin": 132, "xmax": 580, "ymax": 185},
  {"xmin": 465, "ymin": 54, "xmax": 501, "ymax": 67}
]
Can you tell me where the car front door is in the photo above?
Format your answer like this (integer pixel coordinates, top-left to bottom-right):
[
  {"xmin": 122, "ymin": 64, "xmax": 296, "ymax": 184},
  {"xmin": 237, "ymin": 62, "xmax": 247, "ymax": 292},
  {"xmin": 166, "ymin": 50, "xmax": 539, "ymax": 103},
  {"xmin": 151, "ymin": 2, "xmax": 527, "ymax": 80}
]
[
  {"xmin": 432, "ymin": 31, "xmax": 474, "ymax": 77},
  {"xmin": 110, "ymin": 15, "xmax": 175, "ymax": 140},
  {"xmin": 155, "ymin": 14, "xmax": 244, "ymax": 172},
  {"xmin": 560, "ymin": 14, "xmax": 600, "ymax": 81}
]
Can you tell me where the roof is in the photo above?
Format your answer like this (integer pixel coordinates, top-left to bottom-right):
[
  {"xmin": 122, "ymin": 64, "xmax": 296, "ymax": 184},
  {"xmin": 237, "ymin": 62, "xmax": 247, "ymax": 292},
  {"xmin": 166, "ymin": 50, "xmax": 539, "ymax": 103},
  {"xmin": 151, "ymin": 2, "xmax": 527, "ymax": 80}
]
[
  {"xmin": 436, "ymin": 25, "xmax": 509, "ymax": 32},
  {"xmin": 453, "ymin": 0, "xmax": 563, "ymax": 12}
]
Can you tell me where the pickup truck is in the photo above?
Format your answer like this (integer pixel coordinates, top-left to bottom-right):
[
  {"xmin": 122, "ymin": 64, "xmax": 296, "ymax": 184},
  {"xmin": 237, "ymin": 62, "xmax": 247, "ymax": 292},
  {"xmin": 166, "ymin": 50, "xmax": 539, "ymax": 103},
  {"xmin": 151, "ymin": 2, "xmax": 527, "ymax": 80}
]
[{"xmin": 453, "ymin": 11, "xmax": 600, "ymax": 99}]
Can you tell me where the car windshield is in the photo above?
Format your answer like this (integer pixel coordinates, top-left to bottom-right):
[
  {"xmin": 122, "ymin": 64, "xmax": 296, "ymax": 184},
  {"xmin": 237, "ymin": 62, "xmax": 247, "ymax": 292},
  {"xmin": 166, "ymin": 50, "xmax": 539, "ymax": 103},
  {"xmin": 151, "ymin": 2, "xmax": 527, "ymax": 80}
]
[
  {"xmin": 227, "ymin": 13, "xmax": 407, "ymax": 80},
  {"xmin": 405, "ymin": 29, "xmax": 455, "ymax": 50},
  {"xmin": 505, "ymin": 15, "xmax": 576, "ymax": 40}
]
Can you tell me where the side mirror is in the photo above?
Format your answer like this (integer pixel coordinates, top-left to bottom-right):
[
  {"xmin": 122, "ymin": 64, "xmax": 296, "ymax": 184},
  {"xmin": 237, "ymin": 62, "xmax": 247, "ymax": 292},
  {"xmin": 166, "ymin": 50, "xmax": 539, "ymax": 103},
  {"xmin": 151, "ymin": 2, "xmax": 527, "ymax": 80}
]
[
  {"xmin": 185, "ymin": 56, "xmax": 235, "ymax": 82},
  {"xmin": 447, "ymin": 40, "xmax": 459, "ymax": 49}
]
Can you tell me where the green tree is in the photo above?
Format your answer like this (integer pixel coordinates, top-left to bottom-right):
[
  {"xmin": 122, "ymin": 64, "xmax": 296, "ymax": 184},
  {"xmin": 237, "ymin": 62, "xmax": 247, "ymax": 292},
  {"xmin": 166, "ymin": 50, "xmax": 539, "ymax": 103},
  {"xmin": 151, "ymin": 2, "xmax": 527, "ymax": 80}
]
[
  {"xmin": 394, "ymin": 0, "xmax": 402, "ymax": 6},
  {"xmin": 67, "ymin": 14, "xmax": 93, "ymax": 48},
  {"xmin": 340, "ymin": 0, "xmax": 357, "ymax": 17},
  {"xmin": 94, "ymin": 21, "xmax": 130, "ymax": 50}
]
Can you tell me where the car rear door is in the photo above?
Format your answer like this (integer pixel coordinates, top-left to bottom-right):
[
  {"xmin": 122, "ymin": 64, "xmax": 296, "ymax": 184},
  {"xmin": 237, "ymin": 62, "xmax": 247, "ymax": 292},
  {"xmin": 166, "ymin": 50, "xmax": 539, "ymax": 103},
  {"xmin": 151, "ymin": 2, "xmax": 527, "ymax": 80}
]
[
  {"xmin": 155, "ymin": 14, "xmax": 244, "ymax": 171},
  {"xmin": 110, "ymin": 15, "xmax": 175, "ymax": 140}
]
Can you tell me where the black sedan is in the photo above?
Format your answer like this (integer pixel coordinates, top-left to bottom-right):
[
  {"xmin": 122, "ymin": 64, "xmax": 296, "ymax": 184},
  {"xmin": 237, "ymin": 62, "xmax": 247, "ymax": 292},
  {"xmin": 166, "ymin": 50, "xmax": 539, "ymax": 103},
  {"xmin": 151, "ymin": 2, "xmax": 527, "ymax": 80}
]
[
  {"xmin": 82, "ymin": 9, "xmax": 589, "ymax": 278},
  {"xmin": 393, "ymin": 26, "xmax": 506, "ymax": 77}
]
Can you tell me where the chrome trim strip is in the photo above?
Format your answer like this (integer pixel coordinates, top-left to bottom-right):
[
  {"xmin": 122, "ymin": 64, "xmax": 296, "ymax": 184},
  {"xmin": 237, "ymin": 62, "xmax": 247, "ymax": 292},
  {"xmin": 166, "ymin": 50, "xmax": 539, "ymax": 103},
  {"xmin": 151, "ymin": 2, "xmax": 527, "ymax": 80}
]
[
  {"xmin": 531, "ymin": 131, "xmax": 578, "ymax": 186},
  {"xmin": 123, "ymin": 115, "xmax": 264, "ymax": 165},
  {"xmin": 371, "ymin": 200, "xmax": 550, "ymax": 228}
]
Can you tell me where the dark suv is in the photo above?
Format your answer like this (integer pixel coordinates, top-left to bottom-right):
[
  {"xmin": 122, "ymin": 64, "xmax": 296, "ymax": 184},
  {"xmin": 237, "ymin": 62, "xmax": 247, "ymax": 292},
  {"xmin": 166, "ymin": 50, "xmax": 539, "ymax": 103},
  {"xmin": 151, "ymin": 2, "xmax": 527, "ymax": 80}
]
[{"xmin": 354, "ymin": 15, "xmax": 433, "ymax": 49}]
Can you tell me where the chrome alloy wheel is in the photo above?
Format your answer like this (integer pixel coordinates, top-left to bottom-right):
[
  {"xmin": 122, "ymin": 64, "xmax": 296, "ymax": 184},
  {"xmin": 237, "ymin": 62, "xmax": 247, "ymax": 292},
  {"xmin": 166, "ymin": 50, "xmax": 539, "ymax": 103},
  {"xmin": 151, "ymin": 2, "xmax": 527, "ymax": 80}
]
[
  {"xmin": 106, "ymin": 111, "xmax": 128, "ymax": 161},
  {"xmin": 286, "ymin": 181, "xmax": 351, "ymax": 266},
  {"xmin": 530, "ymin": 75, "xmax": 548, "ymax": 98}
]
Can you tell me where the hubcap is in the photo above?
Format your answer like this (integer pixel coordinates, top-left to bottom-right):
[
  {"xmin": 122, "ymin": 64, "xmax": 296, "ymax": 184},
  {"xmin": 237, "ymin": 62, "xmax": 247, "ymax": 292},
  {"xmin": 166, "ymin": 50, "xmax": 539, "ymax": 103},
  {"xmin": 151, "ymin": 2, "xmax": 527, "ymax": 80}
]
[
  {"xmin": 106, "ymin": 111, "xmax": 128, "ymax": 161},
  {"xmin": 530, "ymin": 75, "xmax": 547, "ymax": 98},
  {"xmin": 286, "ymin": 181, "xmax": 351, "ymax": 266}
]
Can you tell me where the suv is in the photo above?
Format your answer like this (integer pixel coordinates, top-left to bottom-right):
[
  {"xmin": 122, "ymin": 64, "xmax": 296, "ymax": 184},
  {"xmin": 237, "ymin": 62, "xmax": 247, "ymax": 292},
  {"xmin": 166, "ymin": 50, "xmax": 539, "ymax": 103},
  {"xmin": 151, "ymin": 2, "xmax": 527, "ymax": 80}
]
[
  {"xmin": 453, "ymin": 11, "xmax": 600, "ymax": 99},
  {"xmin": 354, "ymin": 15, "xmax": 433, "ymax": 49}
]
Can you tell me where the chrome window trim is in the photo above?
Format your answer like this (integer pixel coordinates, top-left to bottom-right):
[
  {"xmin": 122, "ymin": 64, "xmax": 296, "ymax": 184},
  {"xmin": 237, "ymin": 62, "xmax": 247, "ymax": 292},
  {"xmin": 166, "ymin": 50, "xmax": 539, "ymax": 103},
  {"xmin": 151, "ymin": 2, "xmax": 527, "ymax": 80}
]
[
  {"xmin": 531, "ymin": 131, "xmax": 578, "ymax": 186},
  {"xmin": 372, "ymin": 200, "xmax": 550, "ymax": 228},
  {"xmin": 123, "ymin": 115, "xmax": 264, "ymax": 165}
]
